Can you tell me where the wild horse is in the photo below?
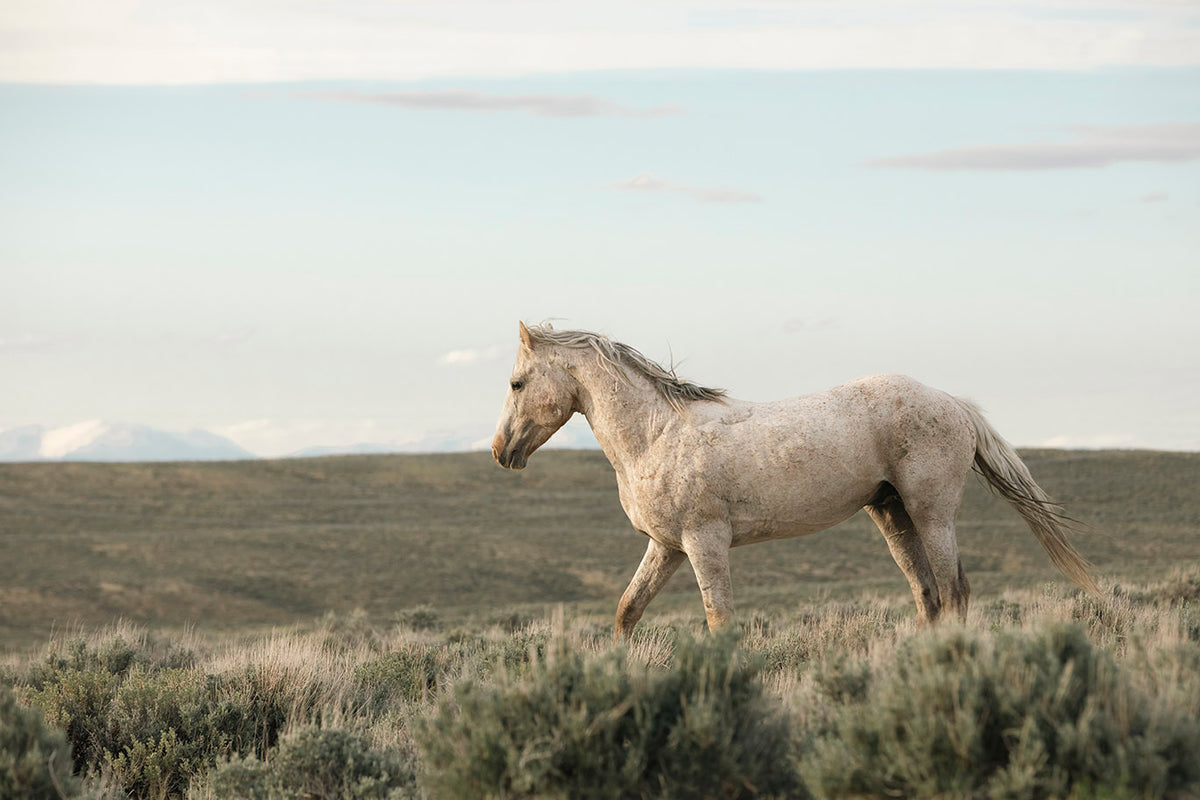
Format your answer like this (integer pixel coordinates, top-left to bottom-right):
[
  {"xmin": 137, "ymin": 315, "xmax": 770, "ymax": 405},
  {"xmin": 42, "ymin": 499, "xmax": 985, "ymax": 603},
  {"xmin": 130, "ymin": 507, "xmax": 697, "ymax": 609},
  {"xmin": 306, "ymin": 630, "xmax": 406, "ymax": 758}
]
[{"xmin": 492, "ymin": 322, "xmax": 1094, "ymax": 639}]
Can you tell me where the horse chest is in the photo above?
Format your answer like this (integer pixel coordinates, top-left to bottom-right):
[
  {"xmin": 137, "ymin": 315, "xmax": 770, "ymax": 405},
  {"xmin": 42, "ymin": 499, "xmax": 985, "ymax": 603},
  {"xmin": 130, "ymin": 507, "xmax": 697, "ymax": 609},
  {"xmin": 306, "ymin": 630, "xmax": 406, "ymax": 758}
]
[
  {"xmin": 614, "ymin": 473, "xmax": 663, "ymax": 539},
  {"xmin": 615, "ymin": 467, "xmax": 721, "ymax": 546}
]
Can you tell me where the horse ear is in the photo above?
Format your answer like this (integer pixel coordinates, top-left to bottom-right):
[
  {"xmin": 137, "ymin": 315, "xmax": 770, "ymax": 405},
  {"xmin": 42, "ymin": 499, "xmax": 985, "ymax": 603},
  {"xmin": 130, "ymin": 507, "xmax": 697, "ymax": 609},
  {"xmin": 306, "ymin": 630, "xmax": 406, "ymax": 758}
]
[{"xmin": 518, "ymin": 321, "xmax": 535, "ymax": 351}]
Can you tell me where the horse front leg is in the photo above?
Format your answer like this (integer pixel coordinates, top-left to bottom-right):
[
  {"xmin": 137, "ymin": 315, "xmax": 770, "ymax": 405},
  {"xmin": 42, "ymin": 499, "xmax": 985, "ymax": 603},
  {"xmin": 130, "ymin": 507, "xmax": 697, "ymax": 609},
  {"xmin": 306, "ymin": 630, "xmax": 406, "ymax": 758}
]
[
  {"xmin": 614, "ymin": 538, "xmax": 687, "ymax": 642},
  {"xmin": 683, "ymin": 527, "xmax": 735, "ymax": 632}
]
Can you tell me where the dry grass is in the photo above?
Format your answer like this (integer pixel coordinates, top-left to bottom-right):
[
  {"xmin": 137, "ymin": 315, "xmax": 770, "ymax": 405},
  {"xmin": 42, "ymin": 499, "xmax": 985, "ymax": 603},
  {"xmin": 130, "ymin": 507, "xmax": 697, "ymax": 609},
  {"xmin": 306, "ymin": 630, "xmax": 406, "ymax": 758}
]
[{"xmin": 5, "ymin": 567, "xmax": 1198, "ymax": 798}]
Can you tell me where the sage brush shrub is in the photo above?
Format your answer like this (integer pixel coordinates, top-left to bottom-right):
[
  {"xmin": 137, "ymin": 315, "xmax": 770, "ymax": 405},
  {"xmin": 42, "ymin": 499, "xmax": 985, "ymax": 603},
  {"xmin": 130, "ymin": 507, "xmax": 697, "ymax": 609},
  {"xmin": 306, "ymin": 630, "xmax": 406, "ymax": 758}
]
[
  {"xmin": 98, "ymin": 669, "xmax": 219, "ymax": 798},
  {"xmin": 193, "ymin": 726, "xmax": 418, "ymax": 800},
  {"xmin": 802, "ymin": 623, "xmax": 1200, "ymax": 799},
  {"xmin": 0, "ymin": 685, "xmax": 81, "ymax": 799},
  {"xmin": 17, "ymin": 635, "xmax": 306, "ymax": 799},
  {"xmin": 24, "ymin": 634, "xmax": 195, "ymax": 687},
  {"xmin": 396, "ymin": 604, "xmax": 442, "ymax": 632},
  {"xmin": 22, "ymin": 663, "xmax": 120, "ymax": 775},
  {"xmin": 20, "ymin": 633, "xmax": 200, "ymax": 775},
  {"xmin": 354, "ymin": 648, "xmax": 441, "ymax": 709},
  {"xmin": 419, "ymin": 632, "xmax": 807, "ymax": 800},
  {"xmin": 24, "ymin": 664, "xmax": 258, "ymax": 799}
]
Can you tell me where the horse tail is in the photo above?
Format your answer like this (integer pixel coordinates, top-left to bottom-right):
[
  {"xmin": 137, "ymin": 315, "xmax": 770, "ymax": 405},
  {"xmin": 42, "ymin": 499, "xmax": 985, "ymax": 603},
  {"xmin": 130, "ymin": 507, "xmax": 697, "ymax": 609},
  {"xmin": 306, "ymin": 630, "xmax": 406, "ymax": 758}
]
[{"xmin": 956, "ymin": 398, "xmax": 1098, "ymax": 594}]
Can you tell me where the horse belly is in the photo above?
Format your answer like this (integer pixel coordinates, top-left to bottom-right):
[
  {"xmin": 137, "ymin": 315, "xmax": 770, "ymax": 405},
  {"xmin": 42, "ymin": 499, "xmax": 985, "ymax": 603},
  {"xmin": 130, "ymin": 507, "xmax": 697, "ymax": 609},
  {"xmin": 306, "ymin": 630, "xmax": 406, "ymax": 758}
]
[
  {"xmin": 722, "ymin": 441, "xmax": 882, "ymax": 546},
  {"xmin": 727, "ymin": 484, "xmax": 870, "ymax": 546}
]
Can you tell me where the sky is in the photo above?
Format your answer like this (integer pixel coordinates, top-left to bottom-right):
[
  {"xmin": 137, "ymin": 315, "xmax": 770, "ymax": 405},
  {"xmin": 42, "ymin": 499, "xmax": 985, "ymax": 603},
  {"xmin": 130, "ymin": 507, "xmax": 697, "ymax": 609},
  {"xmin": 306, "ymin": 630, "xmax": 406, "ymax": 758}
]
[{"xmin": 2, "ymin": 1, "xmax": 1198, "ymax": 457}]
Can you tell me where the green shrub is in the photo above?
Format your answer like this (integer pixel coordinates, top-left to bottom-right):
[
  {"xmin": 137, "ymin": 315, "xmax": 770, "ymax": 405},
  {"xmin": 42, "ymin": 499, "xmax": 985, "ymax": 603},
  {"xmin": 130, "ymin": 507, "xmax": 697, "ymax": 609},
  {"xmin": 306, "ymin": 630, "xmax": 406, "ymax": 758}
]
[
  {"xmin": 26, "ymin": 665, "xmax": 238, "ymax": 799},
  {"xmin": 104, "ymin": 728, "xmax": 194, "ymax": 800},
  {"xmin": 212, "ymin": 666, "xmax": 296, "ymax": 759},
  {"xmin": 396, "ymin": 605, "xmax": 442, "ymax": 632},
  {"xmin": 24, "ymin": 665, "xmax": 121, "ymax": 774},
  {"xmin": 419, "ymin": 632, "xmax": 806, "ymax": 799},
  {"xmin": 193, "ymin": 727, "xmax": 418, "ymax": 800},
  {"xmin": 802, "ymin": 623, "xmax": 1200, "ymax": 799},
  {"xmin": 20, "ymin": 629, "xmax": 202, "ymax": 783},
  {"xmin": 1156, "ymin": 571, "xmax": 1200, "ymax": 607},
  {"xmin": 21, "ymin": 655, "xmax": 306, "ymax": 798},
  {"xmin": 496, "ymin": 625, "xmax": 551, "ymax": 671},
  {"xmin": 486, "ymin": 608, "xmax": 537, "ymax": 633},
  {"xmin": 102, "ymin": 669, "xmax": 239, "ymax": 799},
  {"xmin": 354, "ymin": 648, "xmax": 441, "ymax": 710},
  {"xmin": 24, "ymin": 633, "xmax": 194, "ymax": 691},
  {"xmin": 0, "ymin": 685, "xmax": 81, "ymax": 799}
]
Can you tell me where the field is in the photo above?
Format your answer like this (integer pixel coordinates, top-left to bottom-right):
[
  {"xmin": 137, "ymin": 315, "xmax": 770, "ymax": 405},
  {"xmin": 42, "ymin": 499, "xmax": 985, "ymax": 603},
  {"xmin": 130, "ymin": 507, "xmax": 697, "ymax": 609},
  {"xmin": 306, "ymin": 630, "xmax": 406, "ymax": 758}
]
[
  {"xmin": 1, "ymin": 449, "xmax": 1199, "ymax": 798},
  {"xmin": 2, "ymin": 448, "xmax": 1198, "ymax": 650}
]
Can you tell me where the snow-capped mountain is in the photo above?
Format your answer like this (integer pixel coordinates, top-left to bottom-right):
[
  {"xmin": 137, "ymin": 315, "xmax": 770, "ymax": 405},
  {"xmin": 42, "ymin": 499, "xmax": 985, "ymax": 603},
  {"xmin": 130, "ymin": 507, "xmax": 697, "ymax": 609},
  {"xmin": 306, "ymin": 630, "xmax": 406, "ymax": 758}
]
[{"xmin": 0, "ymin": 422, "xmax": 256, "ymax": 462}]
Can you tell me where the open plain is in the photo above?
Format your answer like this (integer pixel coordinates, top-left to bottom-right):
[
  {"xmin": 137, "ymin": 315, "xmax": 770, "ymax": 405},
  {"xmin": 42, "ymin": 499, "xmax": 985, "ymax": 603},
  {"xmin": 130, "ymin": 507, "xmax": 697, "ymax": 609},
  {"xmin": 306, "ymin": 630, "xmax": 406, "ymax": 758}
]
[
  {"xmin": 1, "ymin": 448, "xmax": 1197, "ymax": 650},
  {"xmin": 1, "ymin": 449, "xmax": 1198, "ymax": 798}
]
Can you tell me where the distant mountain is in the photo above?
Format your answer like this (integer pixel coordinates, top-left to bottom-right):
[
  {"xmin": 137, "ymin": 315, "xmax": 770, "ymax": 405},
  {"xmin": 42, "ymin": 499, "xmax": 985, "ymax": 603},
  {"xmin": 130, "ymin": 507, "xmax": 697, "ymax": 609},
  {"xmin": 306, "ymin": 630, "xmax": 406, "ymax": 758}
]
[
  {"xmin": 0, "ymin": 418, "xmax": 602, "ymax": 462},
  {"xmin": 0, "ymin": 422, "xmax": 256, "ymax": 462}
]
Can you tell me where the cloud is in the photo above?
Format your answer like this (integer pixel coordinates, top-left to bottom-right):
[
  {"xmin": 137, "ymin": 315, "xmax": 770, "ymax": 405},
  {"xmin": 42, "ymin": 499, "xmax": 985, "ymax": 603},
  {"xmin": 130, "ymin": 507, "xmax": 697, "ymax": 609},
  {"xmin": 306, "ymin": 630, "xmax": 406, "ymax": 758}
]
[
  {"xmin": 865, "ymin": 123, "xmax": 1200, "ymax": 171},
  {"xmin": 302, "ymin": 90, "xmax": 680, "ymax": 118},
  {"xmin": 440, "ymin": 344, "xmax": 510, "ymax": 366},
  {"xmin": 213, "ymin": 418, "xmax": 394, "ymax": 458},
  {"xmin": 39, "ymin": 420, "xmax": 107, "ymax": 459},
  {"xmin": 9, "ymin": 2, "xmax": 1198, "ymax": 84},
  {"xmin": 613, "ymin": 173, "xmax": 763, "ymax": 204},
  {"xmin": 1140, "ymin": 192, "xmax": 1169, "ymax": 203}
]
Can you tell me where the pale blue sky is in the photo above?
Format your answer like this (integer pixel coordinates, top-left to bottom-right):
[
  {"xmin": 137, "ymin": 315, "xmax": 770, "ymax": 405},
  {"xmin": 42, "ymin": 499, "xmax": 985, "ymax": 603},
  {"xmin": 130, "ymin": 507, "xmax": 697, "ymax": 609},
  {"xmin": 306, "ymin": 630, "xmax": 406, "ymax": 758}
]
[{"xmin": 3, "ymin": 3, "xmax": 1198, "ymax": 456}]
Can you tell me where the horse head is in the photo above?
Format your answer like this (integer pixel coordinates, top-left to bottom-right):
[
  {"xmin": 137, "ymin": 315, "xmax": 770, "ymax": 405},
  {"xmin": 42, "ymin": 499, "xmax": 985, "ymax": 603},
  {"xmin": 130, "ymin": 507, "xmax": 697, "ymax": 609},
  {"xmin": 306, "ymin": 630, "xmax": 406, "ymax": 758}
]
[{"xmin": 492, "ymin": 322, "xmax": 578, "ymax": 470}]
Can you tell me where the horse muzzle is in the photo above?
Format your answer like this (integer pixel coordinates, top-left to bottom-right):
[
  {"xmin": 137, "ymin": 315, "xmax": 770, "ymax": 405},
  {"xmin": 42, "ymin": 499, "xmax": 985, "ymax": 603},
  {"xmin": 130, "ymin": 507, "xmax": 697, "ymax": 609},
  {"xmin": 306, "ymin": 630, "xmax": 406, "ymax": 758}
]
[{"xmin": 492, "ymin": 428, "xmax": 530, "ymax": 470}]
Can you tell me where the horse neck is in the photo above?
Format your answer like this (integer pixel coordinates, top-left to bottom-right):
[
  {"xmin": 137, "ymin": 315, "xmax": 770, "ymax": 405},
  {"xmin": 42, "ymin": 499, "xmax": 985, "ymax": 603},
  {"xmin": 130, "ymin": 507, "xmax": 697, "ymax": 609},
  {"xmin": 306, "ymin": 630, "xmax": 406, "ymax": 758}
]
[{"xmin": 564, "ymin": 350, "xmax": 675, "ymax": 465}]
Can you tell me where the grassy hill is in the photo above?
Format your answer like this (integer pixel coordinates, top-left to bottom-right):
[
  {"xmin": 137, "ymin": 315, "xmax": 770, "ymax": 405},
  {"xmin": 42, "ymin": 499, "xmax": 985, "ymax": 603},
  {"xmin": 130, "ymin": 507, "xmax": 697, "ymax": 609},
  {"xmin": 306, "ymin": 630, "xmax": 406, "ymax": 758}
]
[{"xmin": 1, "ymin": 448, "xmax": 1198, "ymax": 652}]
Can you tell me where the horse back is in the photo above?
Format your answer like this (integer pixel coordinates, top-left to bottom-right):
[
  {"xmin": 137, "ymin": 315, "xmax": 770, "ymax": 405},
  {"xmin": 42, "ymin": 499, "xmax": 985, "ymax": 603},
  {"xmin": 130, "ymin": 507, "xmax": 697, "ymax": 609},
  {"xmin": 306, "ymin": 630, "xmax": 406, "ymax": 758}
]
[{"xmin": 646, "ymin": 375, "xmax": 974, "ymax": 546}]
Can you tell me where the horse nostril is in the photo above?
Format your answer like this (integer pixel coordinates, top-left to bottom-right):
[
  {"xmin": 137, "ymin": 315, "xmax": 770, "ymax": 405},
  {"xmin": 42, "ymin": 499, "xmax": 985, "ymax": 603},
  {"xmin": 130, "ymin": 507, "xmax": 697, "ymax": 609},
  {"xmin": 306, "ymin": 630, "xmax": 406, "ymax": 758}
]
[
  {"xmin": 491, "ymin": 430, "xmax": 508, "ymax": 466},
  {"xmin": 495, "ymin": 443, "xmax": 513, "ymax": 468}
]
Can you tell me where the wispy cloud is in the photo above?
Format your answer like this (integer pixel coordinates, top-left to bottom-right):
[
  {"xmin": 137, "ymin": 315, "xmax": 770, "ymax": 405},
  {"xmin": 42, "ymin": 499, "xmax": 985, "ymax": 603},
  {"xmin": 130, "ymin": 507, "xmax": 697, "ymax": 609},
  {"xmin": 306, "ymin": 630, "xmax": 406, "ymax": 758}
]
[
  {"xmin": 5, "ymin": 3, "xmax": 1199, "ymax": 84},
  {"xmin": 865, "ymin": 123, "xmax": 1200, "ymax": 171},
  {"xmin": 783, "ymin": 316, "xmax": 837, "ymax": 333},
  {"xmin": 613, "ymin": 173, "xmax": 763, "ymax": 204},
  {"xmin": 213, "ymin": 418, "xmax": 391, "ymax": 458},
  {"xmin": 440, "ymin": 344, "xmax": 510, "ymax": 366},
  {"xmin": 303, "ymin": 90, "xmax": 681, "ymax": 119}
]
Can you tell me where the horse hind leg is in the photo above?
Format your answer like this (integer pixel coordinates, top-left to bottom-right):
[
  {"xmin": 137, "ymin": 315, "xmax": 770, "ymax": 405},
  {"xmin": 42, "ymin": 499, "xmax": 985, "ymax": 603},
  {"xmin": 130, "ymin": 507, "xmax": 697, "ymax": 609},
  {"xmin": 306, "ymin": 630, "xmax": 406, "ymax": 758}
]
[
  {"xmin": 897, "ymin": 483, "xmax": 971, "ymax": 622},
  {"xmin": 866, "ymin": 483, "xmax": 941, "ymax": 624}
]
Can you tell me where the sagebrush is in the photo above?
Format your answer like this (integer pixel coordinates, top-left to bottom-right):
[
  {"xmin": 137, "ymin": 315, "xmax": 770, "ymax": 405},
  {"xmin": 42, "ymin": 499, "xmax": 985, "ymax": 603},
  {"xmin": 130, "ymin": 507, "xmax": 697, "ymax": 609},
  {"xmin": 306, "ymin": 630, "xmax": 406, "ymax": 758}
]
[{"xmin": 1, "ymin": 572, "xmax": 1197, "ymax": 799}]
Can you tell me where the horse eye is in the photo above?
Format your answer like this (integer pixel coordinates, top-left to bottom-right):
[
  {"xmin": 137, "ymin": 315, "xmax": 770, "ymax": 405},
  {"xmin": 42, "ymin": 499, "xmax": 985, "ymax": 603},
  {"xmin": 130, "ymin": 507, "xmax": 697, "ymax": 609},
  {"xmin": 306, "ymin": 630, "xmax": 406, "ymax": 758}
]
[{"xmin": 510, "ymin": 380, "xmax": 524, "ymax": 391}]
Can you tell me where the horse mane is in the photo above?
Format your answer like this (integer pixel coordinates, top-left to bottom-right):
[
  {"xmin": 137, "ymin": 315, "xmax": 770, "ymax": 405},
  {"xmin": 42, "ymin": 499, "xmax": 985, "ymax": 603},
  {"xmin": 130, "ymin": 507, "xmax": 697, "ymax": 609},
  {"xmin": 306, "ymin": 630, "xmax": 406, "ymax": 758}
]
[{"xmin": 526, "ymin": 324, "xmax": 726, "ymax": 413}]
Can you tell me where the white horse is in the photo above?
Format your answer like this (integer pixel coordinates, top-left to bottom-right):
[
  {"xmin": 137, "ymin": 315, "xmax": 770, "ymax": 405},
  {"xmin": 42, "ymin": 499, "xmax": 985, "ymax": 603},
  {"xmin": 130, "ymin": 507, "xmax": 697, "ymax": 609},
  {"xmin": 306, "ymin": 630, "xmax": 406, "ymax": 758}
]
[{"xmin": 492, "ymin": 322, "xmax": 1095, "ymax": 639}]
